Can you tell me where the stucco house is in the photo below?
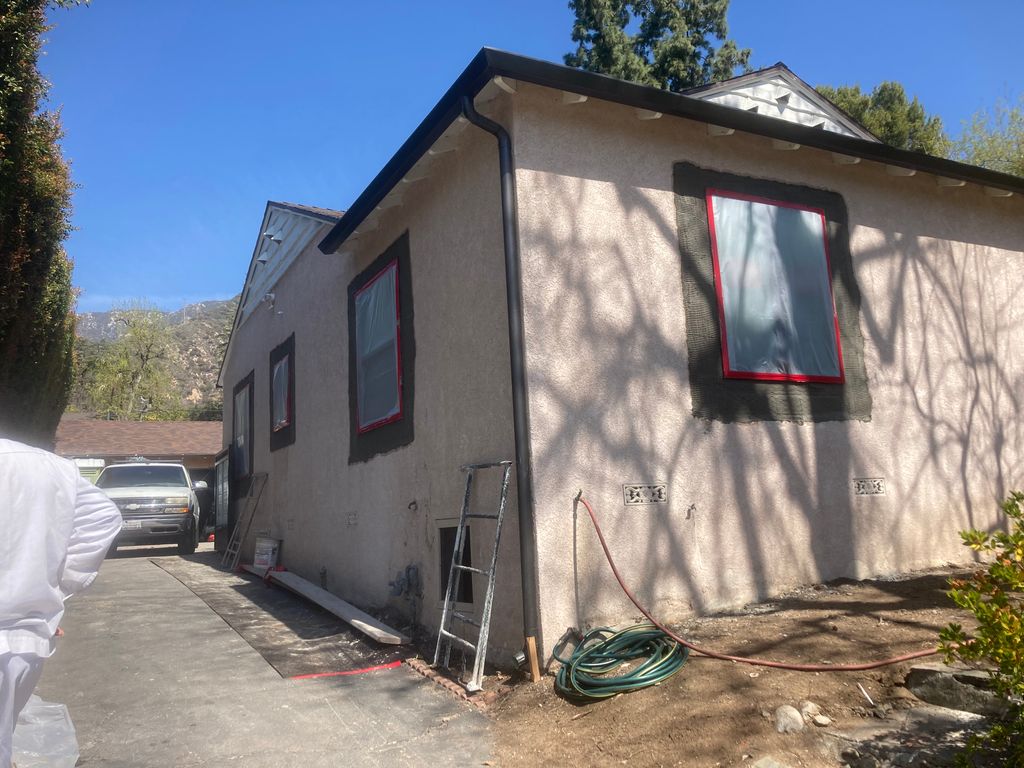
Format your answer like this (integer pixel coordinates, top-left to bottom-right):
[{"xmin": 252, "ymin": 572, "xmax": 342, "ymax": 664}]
[{"xmin": 218, "ymin": 50, "xmax": 1024, "ymax": 674}]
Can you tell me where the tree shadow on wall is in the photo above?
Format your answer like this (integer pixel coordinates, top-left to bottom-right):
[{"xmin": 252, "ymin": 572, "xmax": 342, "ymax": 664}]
[{"xmin": 521, "ymin": 169, "xmax": 1022, "ymax": 641}]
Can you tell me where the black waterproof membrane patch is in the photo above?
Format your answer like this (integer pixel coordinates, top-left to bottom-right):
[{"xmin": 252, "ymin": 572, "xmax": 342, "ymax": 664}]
[
  {"xmin": 347, "ymin": 231, "xmax": 416, "ymax": 463},
  {"xmin": 268, "ymin": 333, "xmax": 296, "ymax": 452},
  {"xmin": 673, "ymin": 162, "xmax": 871, "ymax": 423}
]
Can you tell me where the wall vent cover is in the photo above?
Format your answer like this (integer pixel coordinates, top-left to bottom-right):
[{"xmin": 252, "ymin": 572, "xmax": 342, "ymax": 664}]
[
  {"xmin": 623, "ymin": 483, "xmax": 668, "ymax": 505},
  {"xmin": 854, "ymin": 478, "xmax": 886, "ymax": 496}
]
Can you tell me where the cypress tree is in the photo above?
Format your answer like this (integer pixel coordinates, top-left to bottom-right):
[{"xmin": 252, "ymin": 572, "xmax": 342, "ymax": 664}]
[{"xmin": 0, "ymin": 0, "xmax": 78, "ymax": 447}]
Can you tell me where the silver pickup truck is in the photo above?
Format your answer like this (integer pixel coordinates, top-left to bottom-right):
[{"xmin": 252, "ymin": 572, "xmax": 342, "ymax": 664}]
[{"xmin": 96, "ymin": 461, "xmax": 208, "ymax": 555}]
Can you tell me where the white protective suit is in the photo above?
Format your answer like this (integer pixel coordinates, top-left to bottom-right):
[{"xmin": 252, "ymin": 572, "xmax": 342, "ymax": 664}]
[{"xmin": 0, "ymin": 438, "xmax": 121, "ymax": 767}]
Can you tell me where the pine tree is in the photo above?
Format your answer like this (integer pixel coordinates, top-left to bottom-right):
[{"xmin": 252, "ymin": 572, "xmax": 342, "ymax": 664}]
[
  {"xmin": 816, "ymin": 82, "xmax": 949, "ymax": 156},
  {"xmin": 565, "ymin": 0, "xmax": 750, "ymax": 91}
]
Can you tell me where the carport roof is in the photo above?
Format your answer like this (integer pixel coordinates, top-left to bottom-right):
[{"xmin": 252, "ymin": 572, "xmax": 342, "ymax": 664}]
[{"xmin": 55, "ymin": 416, "xmax": 222, "ymax": 458}]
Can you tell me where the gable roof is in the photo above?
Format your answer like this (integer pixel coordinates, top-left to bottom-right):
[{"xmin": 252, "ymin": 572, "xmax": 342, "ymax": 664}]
[
  {"xmin": 55, "ymin": 417, "xmax": 222, "ymax": 458},
  {"xmin": 682, "ymin": 62, "xmax": 880, "ymax": 142},
  {"xmin": 319, "ymin": 48, "xmax": 1023, "ymax": 255},
  {"xmin": 234, "ymin": 200, "xmax": 343, "ymax": 328},
  {"xmin": 217, "ymin": 200, "xmax": 342, "ymax": 388}
]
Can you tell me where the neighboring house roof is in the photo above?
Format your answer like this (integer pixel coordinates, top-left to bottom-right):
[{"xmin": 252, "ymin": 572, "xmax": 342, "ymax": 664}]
[
  {"xmin": 318, "ymin": 48, "xmax": 1023, "ymax": 254},
  {"xmin": 217, "ymin": 201, "xmax": 343, "ymax": 388},
  {"xmin": 681, "ymin": 62, "xmax": 880, "ymax": 142},
  {"xmin": 55, "ymin": 417, "xmax": 222, "ymax": 458}
]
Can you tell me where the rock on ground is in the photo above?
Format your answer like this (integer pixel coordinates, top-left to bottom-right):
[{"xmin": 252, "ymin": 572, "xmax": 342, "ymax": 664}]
[{"xmin": 774, "ymin": 704, "xmax": 805, "ymax": 734}]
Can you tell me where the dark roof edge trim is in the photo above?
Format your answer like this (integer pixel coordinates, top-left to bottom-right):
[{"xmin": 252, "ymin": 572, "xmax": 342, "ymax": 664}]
[{"xmin": 319, "ymin": 48, "xmax": 1024, "ymax": 255}]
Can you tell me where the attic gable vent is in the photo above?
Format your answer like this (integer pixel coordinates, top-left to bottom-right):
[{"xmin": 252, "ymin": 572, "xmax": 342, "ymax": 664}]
[{"xmin": 775, "ymin": 93, "xmax": 791, "ymax": 111}]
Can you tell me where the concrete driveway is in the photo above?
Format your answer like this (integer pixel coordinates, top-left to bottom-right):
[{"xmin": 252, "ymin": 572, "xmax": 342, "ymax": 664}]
[{"xmin": 35, "ymin": 546, "xmax": 492, "ymax": 767}]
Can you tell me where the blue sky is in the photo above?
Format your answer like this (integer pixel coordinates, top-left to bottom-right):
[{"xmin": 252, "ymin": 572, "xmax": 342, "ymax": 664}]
[{"xmin": 41, "ymin": 1, "xmax": 1023, "ymax": 313}]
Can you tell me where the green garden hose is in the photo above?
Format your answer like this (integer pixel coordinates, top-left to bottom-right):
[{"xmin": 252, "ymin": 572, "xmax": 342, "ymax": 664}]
[{"xmin": 553, "ymin": 623, "xmax": 689, "ymax": 700}]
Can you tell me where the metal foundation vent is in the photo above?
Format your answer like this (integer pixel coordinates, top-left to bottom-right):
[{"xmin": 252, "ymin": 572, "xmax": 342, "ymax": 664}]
[
  {"xmin": 623, "ymin": 483, "xmax": 668, "ymax": 505},
  {"xmin": 854, "ymin": 478, "xmax": 886, "ymax": 496}
]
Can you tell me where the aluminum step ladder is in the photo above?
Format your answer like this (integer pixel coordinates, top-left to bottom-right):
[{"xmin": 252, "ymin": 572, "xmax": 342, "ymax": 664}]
[
  {"xmin": 433, "ymin": 460, "xmax": 513, "ymax": 693},
  {"xmin": 221, "ymin": 472, "xmax": 268, "ymax": 571}
]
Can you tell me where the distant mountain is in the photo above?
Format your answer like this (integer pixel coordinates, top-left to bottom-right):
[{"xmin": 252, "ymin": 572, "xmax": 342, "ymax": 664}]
[
  {"xmin": 75, "ymin": 298, "xmax": 238, "ymax": 342},
  {"xmin": 169, "ymin": 299, "xmax": 239, "ymax": 411},
  {"xmin": 71, "ymin": 296, "xmax": 239, "ymax": 419},
  {"xmin": 74, "ymin": 309, "xmax": 119, "ymax": 342}
]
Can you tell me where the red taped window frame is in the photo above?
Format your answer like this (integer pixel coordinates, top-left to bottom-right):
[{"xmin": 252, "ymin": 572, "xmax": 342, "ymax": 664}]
[
  {"xmin": 271, "ymin": 354, "xmax": 291, "ymax": 432},
  {"xmin": 354, "ymin": 258, "xmax": 403, "ymax": 433},
  {"xmin": 705, "ymin": 188, "xmax": 845, "ymax": 384}
]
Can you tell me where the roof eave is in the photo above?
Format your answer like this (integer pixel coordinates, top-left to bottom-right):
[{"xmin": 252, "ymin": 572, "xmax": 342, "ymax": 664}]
[
  {"xmin": 318, "ymin": 48, "xmax": 497, "ymax": 254},
  {"xmin": 318, "ymin": 48, "xmax": 1024, "ymax": 255},
  {"xmin": 271, "ymin": 201, "xmax": 344, "ymax": 224}
]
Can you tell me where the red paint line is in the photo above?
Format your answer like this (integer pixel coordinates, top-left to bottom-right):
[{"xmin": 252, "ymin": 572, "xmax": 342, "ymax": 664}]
[{"xmin": 289, "ymin": 660, "xmax": 403, "ymax": 681}]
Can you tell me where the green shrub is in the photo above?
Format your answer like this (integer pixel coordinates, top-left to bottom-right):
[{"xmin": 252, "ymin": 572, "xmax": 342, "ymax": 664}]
[{"xmin": 940, "ymin": 490, "xmax": 1024, "ymax": 764}]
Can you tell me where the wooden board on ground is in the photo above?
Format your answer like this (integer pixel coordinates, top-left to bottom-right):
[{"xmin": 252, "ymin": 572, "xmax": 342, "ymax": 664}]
[{"xmin": 242, "ymin": 565, "xmax": 410, "ymax": 645}]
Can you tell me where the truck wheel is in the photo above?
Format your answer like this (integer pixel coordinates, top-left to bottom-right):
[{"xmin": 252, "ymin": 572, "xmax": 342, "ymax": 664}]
[{"xmin": 178, "ymin": 530, "xmax": 197, "ymax": 555}]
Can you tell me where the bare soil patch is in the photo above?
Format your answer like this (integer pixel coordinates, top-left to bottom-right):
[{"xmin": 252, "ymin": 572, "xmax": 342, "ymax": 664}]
[{"xmin": 493, "ymin": 567, "xmax": 974, "ymax": 767}]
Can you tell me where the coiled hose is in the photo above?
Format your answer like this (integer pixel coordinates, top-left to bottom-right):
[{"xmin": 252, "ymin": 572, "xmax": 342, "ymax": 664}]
[{"xmin": 554, "ymin": 623, "xmax": 689, "ymax": 700}]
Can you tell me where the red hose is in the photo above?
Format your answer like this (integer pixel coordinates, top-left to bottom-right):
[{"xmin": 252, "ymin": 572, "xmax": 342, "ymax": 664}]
[{"xmin": 579, "ymin": 495, "xmax": 939, "ymax": 671}]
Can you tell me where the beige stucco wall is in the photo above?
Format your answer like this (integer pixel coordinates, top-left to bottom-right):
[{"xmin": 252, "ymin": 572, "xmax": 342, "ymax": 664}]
[
  {"xmin": 510, "ymin": 84, "xmax": 1024, "ymax": 660},
  {"xmin": 221, "ymin": 126, "xmax": 524, "ymax": 659}
]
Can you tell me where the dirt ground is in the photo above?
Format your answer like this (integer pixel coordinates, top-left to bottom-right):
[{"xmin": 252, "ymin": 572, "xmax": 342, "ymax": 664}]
[{"xmin": 491, "ymin": 566, "xmax": 975, "ymax": 768}]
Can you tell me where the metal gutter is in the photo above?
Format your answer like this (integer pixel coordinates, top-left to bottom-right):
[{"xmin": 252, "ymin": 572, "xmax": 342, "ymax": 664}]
[
  {"xmin": 319, "ymin": 47, "xmax": 1023, "ymax": 255},
  {"xmin": 458, "ymin": 94, "xmax": 543, "ymax": 682}
]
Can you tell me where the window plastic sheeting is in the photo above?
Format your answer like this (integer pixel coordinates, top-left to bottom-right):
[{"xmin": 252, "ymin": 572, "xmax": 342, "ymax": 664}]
[
  {"xmin": 234, "ymin": 386, "xmax": 249, "ymax": 475},
  {"xmin": 271, "ymin": 356, "xmax": 290, "ymax": 430},
  {"xmin": 355, "ymin": 262, "xmax": 400, "ymax": 430},
  {"xmin": 709, "ymin": 193, "xmax": 842, "ymax": 380}
]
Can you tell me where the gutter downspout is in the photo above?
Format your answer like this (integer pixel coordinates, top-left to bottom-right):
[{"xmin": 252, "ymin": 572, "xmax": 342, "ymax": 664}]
[{"xmin": 460, "ymin": 94, "xmax": 542, "ymax": 683}]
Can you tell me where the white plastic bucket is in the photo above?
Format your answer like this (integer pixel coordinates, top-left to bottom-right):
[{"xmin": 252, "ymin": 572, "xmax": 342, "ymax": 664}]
[{"xmin": 254, "ymin": 537, "xmax": 279, "ymax": 569}]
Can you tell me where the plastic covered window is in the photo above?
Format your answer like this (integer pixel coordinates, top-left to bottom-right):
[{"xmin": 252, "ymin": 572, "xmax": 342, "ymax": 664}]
[
  {"xmin": 271, "ymin": 355, "xmax": 290, "ymax": 431},
  {"xmin": 233, "ymin": 385, "xmax": 250, "ymax": 476},
  {"xmin": 707, "ymin": 190, "xmax": 844, "ymax": 383},
  {"xmin": 354, "ymin": 260, "xmax": 401, "ymax": 431}
]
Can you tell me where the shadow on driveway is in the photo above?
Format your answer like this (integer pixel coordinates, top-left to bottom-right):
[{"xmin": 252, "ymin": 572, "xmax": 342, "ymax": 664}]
[{"xmin": 151, "ymin": 548, "xmax": 410, "ymax": 678}]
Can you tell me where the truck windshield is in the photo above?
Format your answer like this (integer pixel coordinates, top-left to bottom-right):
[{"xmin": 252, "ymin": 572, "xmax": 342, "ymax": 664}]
[{"xmin": 97, "ymin": 465, "xmax": 188, "ymax": 488}]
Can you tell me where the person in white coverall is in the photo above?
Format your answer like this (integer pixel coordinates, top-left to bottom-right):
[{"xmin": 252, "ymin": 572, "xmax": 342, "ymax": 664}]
[{"xmin": 0, "ymin": 438, "xmax": 121, "ymax": 767}]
